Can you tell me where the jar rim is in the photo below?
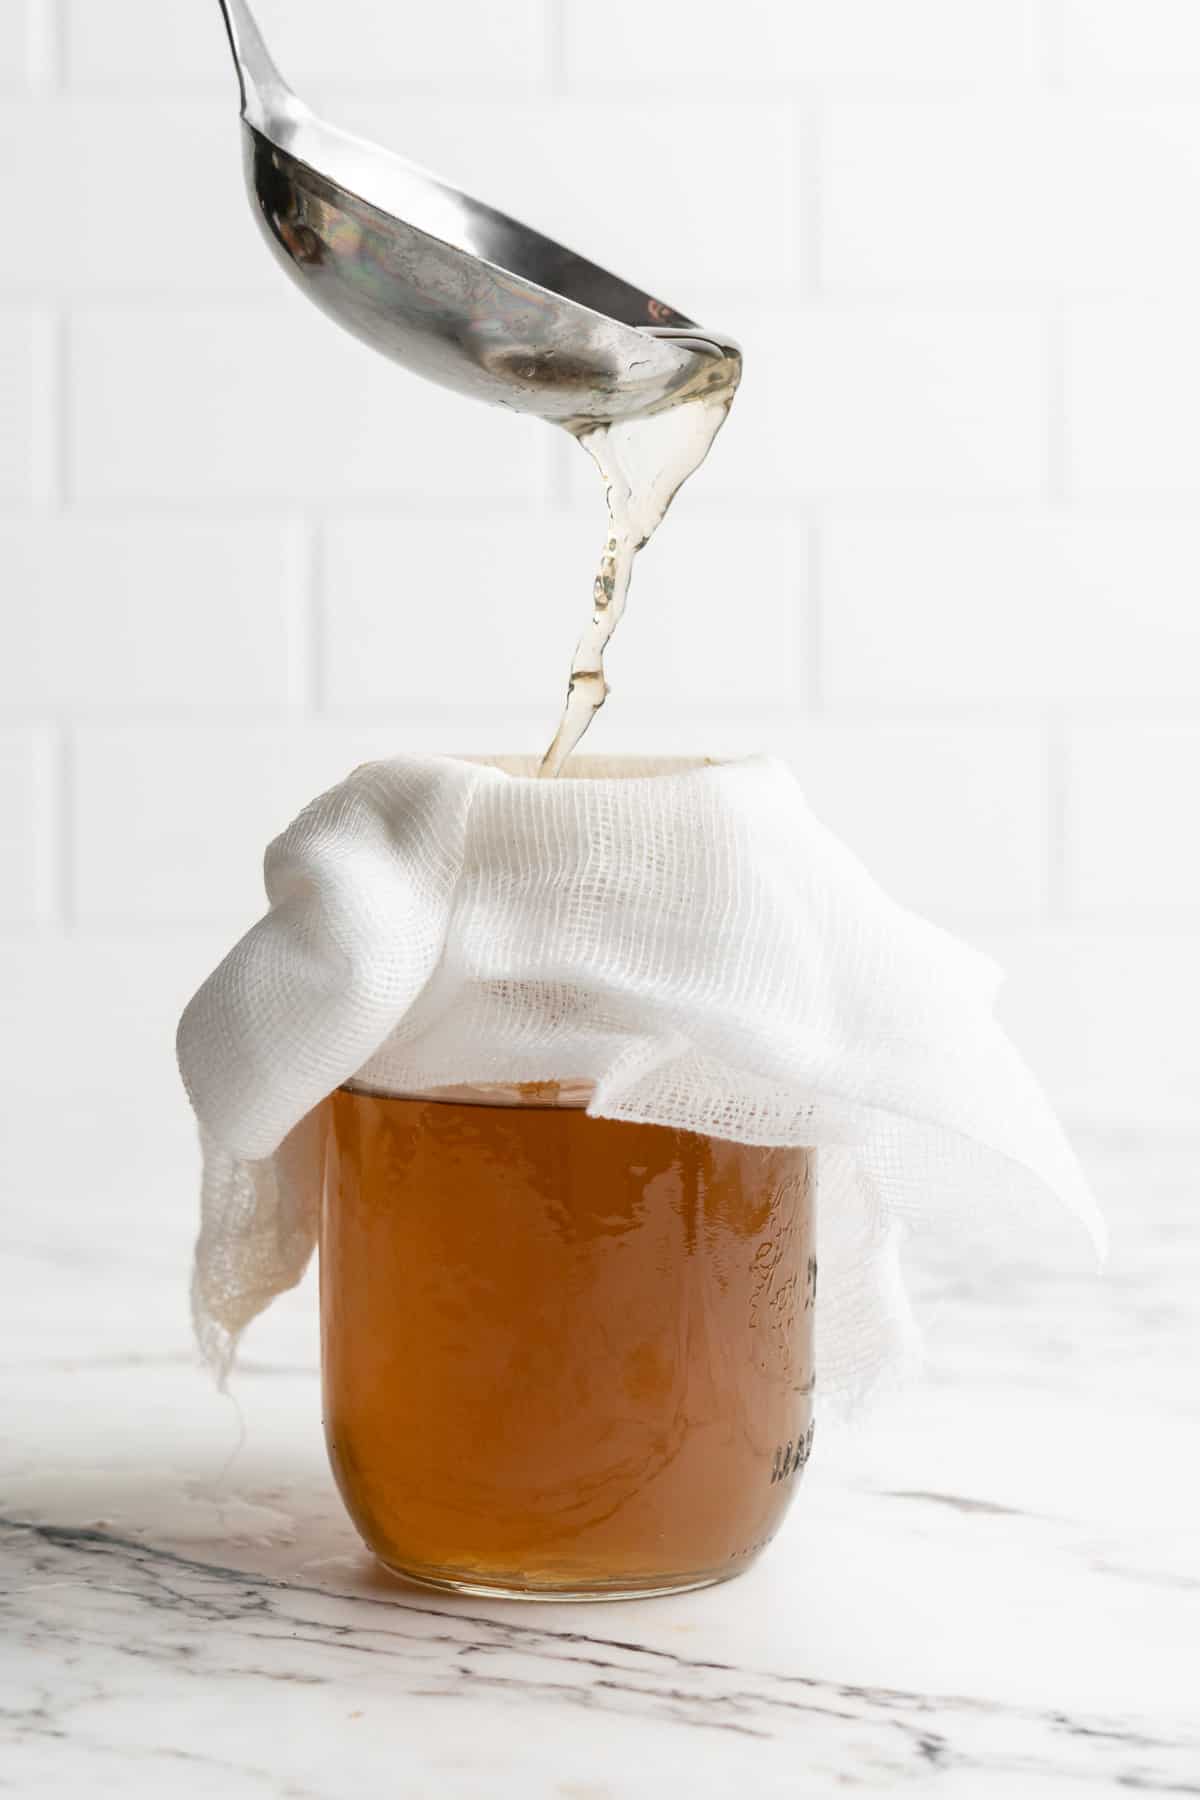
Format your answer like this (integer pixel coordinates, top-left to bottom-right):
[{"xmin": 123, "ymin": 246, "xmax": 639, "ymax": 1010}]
[
  {"xmin": 455, "ymin": 752, "xmax": 745, "ymax": 783},
  {"xmin": 339, "ymin": 1077, "xmax": 594, "ymax": 1110}
]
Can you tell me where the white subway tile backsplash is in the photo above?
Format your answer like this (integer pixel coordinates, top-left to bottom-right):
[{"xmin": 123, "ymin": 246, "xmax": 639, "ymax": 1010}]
[
  {"xmin": 824, "ymin": 101, "xmax": 1200, "ymax": 294},
  {"xmin": 63, "ymin": 0, "xmax": 224, "ymax": 86},
  {"xmin": 323, "ymin": 517, "xmax": 589, "ymax": 713},
  {"xmin": 64, "ymin": 0, "xmax": 548, "ymax": 88},
  {"xmin": 72, "ymin": 723, "xmax": 423, "ymax": 926},
  {"xmin": 1066, "ymin": 305, "xmax": 1200, "ymax": 493},
  {"xmin": 606, "ymin": 521, "xmax": 809, "ymax": 706},
  {"xmin": 0, "ymin": 102, "xmax": 269, "ymax": 295},
  {"xmin": 1058, "ymin": 105, "xmax": 1200, "ymax": 293},
  {"xmin": 68, "ymin": 303, "xmax": 552, "ymax": 504},
  {"xmin": 985, "ymin": 928, "xmax": 1200, "ymax": 1133},
  {"xmin": 258, "ymin": 0, "xmax": 548, "ymax": 86},
  {"xmin": 824, "ymin": 101, "xmax": 1051, "ymax": 290},
  {"xmin": 564, "ymin": 0, "xmax": 1039, "ymax": 85},
  {"xmin": 322, "ymin": 516, "xmax": 809, "ymax": 712},
  {"xmin": 1063, "ymin": 0, "xmax": 1200, "ymax": 80},
  {"xmin": 0, "ymin": 3, "xmax": 31, "ymax": 87},
  {"xmin": 791, "ymin": 723, "xmax": 1049, "ymax": 918},
  {"xmin": 823, "ymin": 518, "xmax": 1200, "ymax": 706},
  {"xmin": 0, "ymin": 521, "xmax": 297, "ymax": 711},
  {"xmin": 1066, "ymin": 726, "xmax": 1200, "ymax": 912},
  {"xmin": 0, "ymin": 931, "xmax": 228, "ymax": 1239},
  {"xmin": 0, "ymin": 728, "xmax": 54, "ymax": 923},
  {"xmin": 707, "ymin": 307, "xmax": 1047, "ymax": 499},
  {"xmin": 0, "ymin": 309, "xmax": 36, "ymax": 500}
]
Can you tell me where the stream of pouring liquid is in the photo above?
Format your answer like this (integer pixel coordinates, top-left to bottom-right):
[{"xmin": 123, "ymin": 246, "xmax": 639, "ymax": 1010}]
[{"xmin": 538, "ymin": 341, "xmax": 742, "ymax": 778}]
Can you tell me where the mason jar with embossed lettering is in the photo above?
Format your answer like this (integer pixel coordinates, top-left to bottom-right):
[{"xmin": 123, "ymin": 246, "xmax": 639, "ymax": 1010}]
[{"xmin": 320, "ymin": 1078, "xmax": 815, "ymax": 1601}]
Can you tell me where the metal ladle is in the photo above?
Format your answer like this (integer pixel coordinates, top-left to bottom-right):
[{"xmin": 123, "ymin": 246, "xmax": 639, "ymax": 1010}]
[{"xmin": 215, "ymin": 0, "xmax": 738, "ymax": 429}]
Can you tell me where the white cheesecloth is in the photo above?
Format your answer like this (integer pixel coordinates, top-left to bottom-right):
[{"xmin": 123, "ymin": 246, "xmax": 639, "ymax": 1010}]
[{"xmin": 177, "ymin": 752, "xmax": 1103, "ymax": 1406}]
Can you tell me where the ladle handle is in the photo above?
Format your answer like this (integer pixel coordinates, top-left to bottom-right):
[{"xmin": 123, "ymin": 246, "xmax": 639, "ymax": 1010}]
[{"xmin": 215, "ymin": 0, "xmax": 293, "ymax": 134}]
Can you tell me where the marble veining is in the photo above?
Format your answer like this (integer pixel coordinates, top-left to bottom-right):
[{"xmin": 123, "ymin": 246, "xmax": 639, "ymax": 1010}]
[{"xmin": 2, "ymin": 1136, "xmax": 1197, "ymax": 1797}]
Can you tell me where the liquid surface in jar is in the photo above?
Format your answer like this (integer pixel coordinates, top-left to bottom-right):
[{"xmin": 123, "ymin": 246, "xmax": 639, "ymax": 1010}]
[
  {"xmin": 321, "ymin": 1086, "xmax": 815, "ymax": 1597},
  {"xmin": 538, "ymin": 333, "xmax": 742, "ymax": 777}
]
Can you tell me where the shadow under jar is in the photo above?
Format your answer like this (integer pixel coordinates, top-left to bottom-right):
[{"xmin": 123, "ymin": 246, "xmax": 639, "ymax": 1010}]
[{"xmin": 320, "ymin": 1081, "xmax": 816, "ymax": 1600}]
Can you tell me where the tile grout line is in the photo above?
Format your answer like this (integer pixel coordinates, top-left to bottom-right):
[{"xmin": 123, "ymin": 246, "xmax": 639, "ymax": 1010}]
[
  {"xmin": 545, "ymin": 0, "xmax": 567, "ymax": 96},
  {"xmin": 54, "ymin": 306, "xmax": 70, "ymax": 510},
  {"xmin": 1041, "ymin": 0, "xmax": 1068, "ymax": 92},
  {"xmin": 1046, "ymin": 717, "xmax": 1069, "ymax": 921},
  {"xmin": 13, "ymin": 495, "xmax": 1200, "ymax": 524},
  {"xmin": 1045, "ymin": 308, "xmax": 1069, "ymax": 504},
  {"xmin": 807, "ymin": 100, "xmax": 824, "ymax": 300},
  {"xmin": 294, "ymin": 514, "xmax": 323, "ymax": 715},
  {"xmin": 806, "ymin": 523, "xmax": 824, "ymax": 713},
  {"xmin": 29, "ymin": 307, "xmax": 66, "ymax": 512},
  {"xmin": 55, "ymin": 721, "xmax": 75, "ymax": 931},
  {"xmin": 27, "ymin": 0, "xmax": 63, "ymax": 92}
]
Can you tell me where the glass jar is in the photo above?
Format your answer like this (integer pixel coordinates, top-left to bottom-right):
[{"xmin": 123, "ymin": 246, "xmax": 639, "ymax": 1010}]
[{"xmin": 320, "ymin": 1080, "xmax": 815, "ymax": 1600}]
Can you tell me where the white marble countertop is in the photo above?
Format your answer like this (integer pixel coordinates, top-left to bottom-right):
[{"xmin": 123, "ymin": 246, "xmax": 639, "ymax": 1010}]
[{"xmin": 3, "ymin": 1136, "xmax": 1197, "ymax": 1798}]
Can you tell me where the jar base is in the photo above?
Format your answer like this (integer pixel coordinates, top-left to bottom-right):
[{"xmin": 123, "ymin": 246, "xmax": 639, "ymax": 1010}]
[{"xmin": 376, "ymin": 1555, "xmax": 752, "ymax": 1603}]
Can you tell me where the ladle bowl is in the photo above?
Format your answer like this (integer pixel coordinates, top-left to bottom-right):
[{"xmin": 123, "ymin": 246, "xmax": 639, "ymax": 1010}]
[{"xmin": 216, "ymin": 0, "xmax": 737, "ymax": 429}]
